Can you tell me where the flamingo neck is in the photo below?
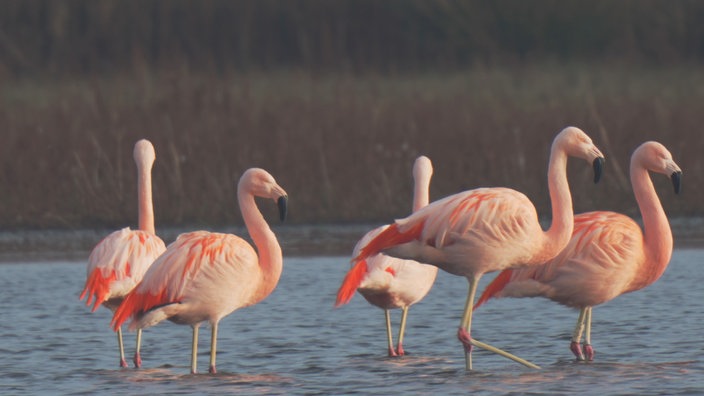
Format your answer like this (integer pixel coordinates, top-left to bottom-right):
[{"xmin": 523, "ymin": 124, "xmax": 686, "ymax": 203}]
[
  {"xmin": 629, "ymin": 164, "xmax": 672, "ymax": 288},
  {"xmin": 137, "ymin": 165, "xmax": 155, "ymax": 234},
  {"xmin": 238, "ymin": 190, "xmax": 283, "ymax": 301},
  {"xmin": 412, "ymin": 173, "xmax": 431, "ymax": 212},
  {"xmin": 542, "ymin": 145, "xmax": 573, "ymax": 260}
]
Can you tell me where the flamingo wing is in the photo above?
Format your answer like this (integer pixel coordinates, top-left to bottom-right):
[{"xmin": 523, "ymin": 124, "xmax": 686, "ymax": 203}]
[
  {"xmin": 80, "ymin": 228, "xmax": 166, "ymax": 311},
  {"xmin": 111, "ymin": 231, "xmax": 259, "ymax": 330},
  {"xmin": 418, "ymin": 188, "xmax": 537, "ymax": 249},
  {"xmin": 356, "ymin": 188, "xmax": 540, "ymax": 273},
  {"xmin": 476, "ymin": 211, "xmax": 643, "ymax": 308}
]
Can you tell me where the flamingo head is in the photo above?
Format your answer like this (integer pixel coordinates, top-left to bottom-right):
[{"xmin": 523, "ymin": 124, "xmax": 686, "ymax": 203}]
[
  {"xmin": 239, "ymin": 168, "xmax": 289, "ymax": 221},
  {"xmin": 133, "ymin": 139, "xmax": 156, "ymax": 169},
  {"xmin": 554, "ymin": 126, "xmax": 606, "ymax": 183},
  {"xmin": 632, "ymin": 141, "xmax": 682, "ymax": 195}
]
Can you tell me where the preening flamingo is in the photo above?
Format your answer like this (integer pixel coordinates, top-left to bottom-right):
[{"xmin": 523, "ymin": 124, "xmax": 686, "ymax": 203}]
[
  {"xmin": 80, "ymin": 139, "xmax": 167, "ymax": 368},
  {"xmin": 111, "ymin": 168, "xmax": 288, "ymax": 374},
  {"xmin": 475, "ymin": 141, "xmax": 681, "ymax": 362},
  {"xmin": 336, "ymin": 156, "xmax": 438, "ymax": 357},
  {"xmin": 353, "ymin": 126, "xmax": 605, "ymax": 370}
]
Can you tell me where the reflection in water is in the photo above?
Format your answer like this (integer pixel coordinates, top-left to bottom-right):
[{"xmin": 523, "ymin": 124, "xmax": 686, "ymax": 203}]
[{"xmin": 0, "ymin": 250, "xmax": 702, "ymax": 394}]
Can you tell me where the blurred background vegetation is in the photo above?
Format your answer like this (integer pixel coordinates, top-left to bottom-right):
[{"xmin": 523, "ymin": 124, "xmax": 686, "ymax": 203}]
[{"xmin": 1, "ymin": 0, "xmax": 703, "ymax": 231}]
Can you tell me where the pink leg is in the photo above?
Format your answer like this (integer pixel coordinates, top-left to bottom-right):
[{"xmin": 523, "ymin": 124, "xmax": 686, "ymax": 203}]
[
  {"xmin": 117, "ymin": 327, "xmax": 128, "ymax": 368},
  {"xmin": 583, "ymin": 344, "xmax": 594, "ymax": 361},
  {"xmin": 133, "ymin": 352, "xmax": 142, "ymax": 368},
  {"xmin": 570, "ymin": 341, "xmax": 585, "ymax": 361},
  {"xmin": 457, "ymin": 327, "xmax": 473, "ymax": 354},
  {"xmin": 395, "ymin": 307, "xmax": 408, "ymax": 357},
  {"xmin": 385, "ymin": 310, "xmax": 398, "ymax": 357},
  {"xmin": 396, "ymin": 342, "xmax": 405, "ymax": 357},
  {"xmin": 133, "ymin": 329, "xmax": 143, "ymax": 368},
  {"xmin": 583, "ymin": 307, "xmax": 594, "ymax": 361},
  {"xmin": 209, "ymin": 323, "xmax": 218, "ymax": 374}
]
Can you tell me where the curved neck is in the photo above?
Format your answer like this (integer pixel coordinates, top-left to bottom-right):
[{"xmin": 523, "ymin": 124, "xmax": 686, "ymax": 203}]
[
  {"xmin": 137, "ymin": 165, "xmax": 155, "ymax": 234},
  {"xmin": 238, "ymin": 190, "xmax": 283, "ymax": 300},
  {"xmin": 542, "ymin": 145, "xmax": 574, "ymax": 259},
  {"xmin": 630, "ymin": 164, "xmax": 672, "ymax": 286},
  {"xmin": 412, "ymin": 173, "xmax": 431, "ymax": 212}
]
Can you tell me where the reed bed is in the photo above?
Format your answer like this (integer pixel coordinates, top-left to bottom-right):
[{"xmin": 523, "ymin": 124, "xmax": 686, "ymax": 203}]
[{"xmin": 1, "ymin": 63, "xmax": 702, "ymax": 229}]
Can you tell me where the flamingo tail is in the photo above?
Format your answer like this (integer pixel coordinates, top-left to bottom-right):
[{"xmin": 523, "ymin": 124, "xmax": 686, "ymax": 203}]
[
  {"xmin": 474, "ymin": 269, "xmax": 513, "ymax": 309},
  {"xmin": 111, "ymin": 288, "xmax": 170, "ymax": 331},
  {"xmin": 354, "ymin": 221, "xmax": 425, "ymax": 262},
  {"xmin": 335, "ymin": 260, "xmax": 368, "ymax": 307},
  {"xmin": 80, "ymin": 268, "xmax": 118, "ymax": 312}
]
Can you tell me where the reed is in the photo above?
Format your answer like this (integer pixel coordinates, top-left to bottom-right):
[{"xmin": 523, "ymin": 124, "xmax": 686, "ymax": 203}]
[{"xmin": 1, "ymin": 63, "xmax": 702, "ymax": 229}]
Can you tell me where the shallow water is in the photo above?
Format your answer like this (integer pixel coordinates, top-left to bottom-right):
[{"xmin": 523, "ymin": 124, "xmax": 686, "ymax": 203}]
[{"xmin": 1, "ymin": 249, "xmax": 703, "ymax": 395}]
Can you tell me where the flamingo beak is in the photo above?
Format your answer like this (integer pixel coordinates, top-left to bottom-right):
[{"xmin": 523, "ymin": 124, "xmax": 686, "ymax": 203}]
[
  {"xmin": 593, "ymin": 157, "xmax": 605, "ymax": 184},
  {"xmin": 278, "ymin": 196, "xmax": 288, "ymax": 221},
  {"xmin": 671, "ymin": 171, "xmax": 682, "ymax": 194}
]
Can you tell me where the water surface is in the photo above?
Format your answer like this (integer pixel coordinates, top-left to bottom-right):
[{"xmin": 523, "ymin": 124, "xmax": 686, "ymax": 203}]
[{"xmin": 0, "ymin": 250, "xmax": 702, "ymax": 395}]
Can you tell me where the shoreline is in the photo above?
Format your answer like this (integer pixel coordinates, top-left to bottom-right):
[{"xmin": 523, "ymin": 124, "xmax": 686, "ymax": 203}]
[{"xmin": 2, "ymin": 218, "xmax": 704, "ymax": 263}]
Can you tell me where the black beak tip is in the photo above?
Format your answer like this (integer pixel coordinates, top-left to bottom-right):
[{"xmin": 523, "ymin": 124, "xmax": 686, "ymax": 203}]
[
  {"xmin": 671, "ymin": 171, "xmax": 682, "ymax": 195},
  {"xmin": 277, "ymin": 196, "xmax": 288, "ymax": 222},
  {"xmin": 593, "ymin": 157, "xmax": 605, "ymax": 184}
]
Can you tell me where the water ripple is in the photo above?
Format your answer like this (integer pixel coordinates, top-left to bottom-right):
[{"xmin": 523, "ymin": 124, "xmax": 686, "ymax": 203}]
[{"xmin": 0, "ymin": 253, "xmax": 702, "ymax": 394}]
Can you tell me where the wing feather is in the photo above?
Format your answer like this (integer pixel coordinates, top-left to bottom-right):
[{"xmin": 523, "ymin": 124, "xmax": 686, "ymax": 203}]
[
  {"xmin": 476, "ymin": 211, "xmax": 643, "ymax": 308},
  {"xmin": 111, "ymin": 231, "xmax": 256, "ymax": 329},
  {"xmin": 80, "ymin": 228, "xmax": 166, "ymax": 311}
]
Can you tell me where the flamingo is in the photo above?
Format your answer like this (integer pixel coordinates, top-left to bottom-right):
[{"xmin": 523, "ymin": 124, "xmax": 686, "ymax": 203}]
[
  {"xmin": 111, "ymin": 168, "xmax": 288, "ymax": 374},
  {"xmin": 474, "ymin": 141, "xmax": 681, "ymax": 362},
  {"xmin": 80, "ymin": 139, "xmax": 167, "ymax": 368},
  {"xmin": 336, "ymin": 156, "xmax": 438, "ymax": 357},
  {"xmin": 352, "ymin": 126, "xmax": 605, "ymax": 370}
]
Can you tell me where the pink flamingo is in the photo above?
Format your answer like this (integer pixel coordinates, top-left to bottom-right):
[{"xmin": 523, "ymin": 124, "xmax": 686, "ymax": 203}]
[
  {"xmin": 80, "ymin": 139, "xmax": 167, "ymax": 368},
  {"xmin": 352, "ymin": 126, "xmax": 605, "ymax": 370},
  {"xmin": 336, "ymin": 156, "xmax": 438, "ymax": 357},
  {"xmin": 475, "ymin": 141, "xmax": 681, "ymax": 361},
  {"xmin": 111, "ymin": 168, "xmax": 288, "ymax": 374}
]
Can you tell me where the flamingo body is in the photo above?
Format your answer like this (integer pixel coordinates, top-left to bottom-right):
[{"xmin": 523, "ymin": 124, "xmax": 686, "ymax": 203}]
[
  {"xmin": 378, "ymin": 187, "xmax": 552, "ymax": 277},
  {"xmin": 336, "ymin": 156, "xmax": 437, "ymax": 356},
  {"xmin": 79, "ymin": 139, "xmax": 165, "ymax": 368},
  {"xmin": 475, "ymin": 141, "xmax": 681, "ymax": 361},
  {"xmin": 353, "ymin": 127, "xmax": 605, "ymax": 369},
  {"xmin": 112, "ymin": 168, "xmax": 288, "ymax": 374},
  {"xmin": 353, "ymin": 227, "xmax": 437, "ymax": 309},
  {"xmin": 81, "ymin": 228, "xmax": 166, "ymax": 311},
  {"xmin": 113, "ymin": 231, "xmax": 267, "ymax": 330},
  {"xmin": 477, "ymin": 212, "xmax": 644, "ymax": 309}
]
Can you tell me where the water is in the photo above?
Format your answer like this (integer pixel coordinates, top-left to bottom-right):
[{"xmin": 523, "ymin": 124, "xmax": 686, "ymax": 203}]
[{"xmin": 1, "ymin": 249, "xmax": 703, "ymax": 395}]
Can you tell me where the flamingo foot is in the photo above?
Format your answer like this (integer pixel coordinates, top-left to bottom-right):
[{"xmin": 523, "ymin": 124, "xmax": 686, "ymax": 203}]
[
  {"xmin": 209, "ymin": 365, "xmax": 217, "ymax": 374},
  {"xmin": 583, "ymin": 344, "xmax": 595, "ymax": 361},
  {"xmin": 396, "ymin": 344, "xmax": 405, "ymax": 357},
  {"xmin": 457, "ymin": 328, "xmax": 473, "ymax": 354},
  {"xmin": 570, "ymin": 341, "xmax": 585, "ymax": 361},
  {"xmin": 133, "ymin": 352, "xmax": 142, "ymax": 368},
  {"xmin": 119, "ymin": 358, "xmax": 128, "ymax": 368},
  {"xmin": 387, "ymin": 346, "xmax": 398, "ymax": 357}
]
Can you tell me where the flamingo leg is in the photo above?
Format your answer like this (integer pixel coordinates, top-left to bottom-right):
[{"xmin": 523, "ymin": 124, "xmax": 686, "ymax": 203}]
[
  {"xmin": 458, "ymin": 276, "xmax": 541, "ymax": 370},
  {"xmin": 133, "ymin": 329, "xmax": 143, "ymax": 368},
  {"xmin": 457, "ymin": 276, "xmax": 480, "ymax": 370},
  {"xmin": 117, "ymin": 326, "xmax": 128, "ymax": 368},
  {"xmin": 385, "ymin": 310, "xmax": 398, "ymax": 357},
  {"xmin": 191, "ymin": 325, "xmax": 199, "ymax": 374},
  {"xmin": 582, "ymin": 307, "xmax": 594, "ymax": 361},
  {"xmin": 209, "ymin": 323, "xmax": 218, "ymax": 374},
  {"xmin": 570, "ymin": 307, "xmax": 588, "ymax": 361},
  {"xmin": 396, "ymin": 306, "xmax": 409, "ymax": 356}
]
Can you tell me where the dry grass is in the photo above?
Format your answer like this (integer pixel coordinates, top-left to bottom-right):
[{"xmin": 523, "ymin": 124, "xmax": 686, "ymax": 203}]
[{"xmin": 1, "ymin": 63, "xmax": 703, "ymax": 229}]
